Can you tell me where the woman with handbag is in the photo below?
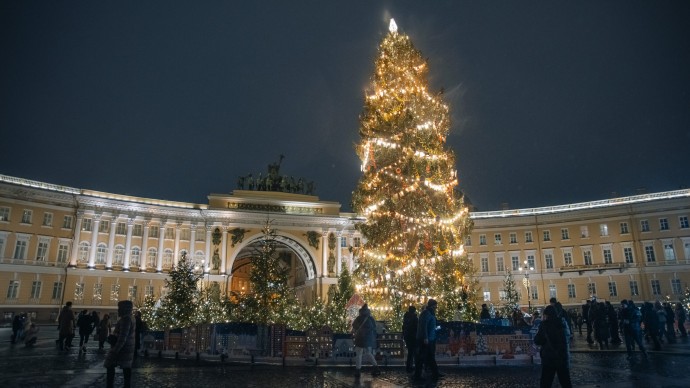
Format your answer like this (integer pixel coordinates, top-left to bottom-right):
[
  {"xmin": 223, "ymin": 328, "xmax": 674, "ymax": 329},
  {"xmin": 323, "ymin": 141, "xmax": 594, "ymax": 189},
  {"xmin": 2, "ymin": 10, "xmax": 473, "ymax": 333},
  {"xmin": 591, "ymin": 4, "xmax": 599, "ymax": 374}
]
[
  {"xmin": 534, "ymin": 305, "xmax": 572, "ymax": 388},
  {"xmin": 104, "ymin": 301, "xmax": 136, "ymax": 388}
]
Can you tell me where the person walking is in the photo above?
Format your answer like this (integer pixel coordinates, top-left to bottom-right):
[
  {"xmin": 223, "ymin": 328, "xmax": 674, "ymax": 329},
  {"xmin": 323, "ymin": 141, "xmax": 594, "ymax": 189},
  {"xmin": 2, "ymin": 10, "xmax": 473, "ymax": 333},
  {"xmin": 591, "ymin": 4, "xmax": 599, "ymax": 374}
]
[
  {"xmin": 623, "ymin": 301, "xmax": 648, "ymax": 357},
  {"xmin": 77, "ymin": 309, "xmax": 93, "ymax": 353},
  {"xmin": 402, "ymin": 305, "xmax": 418, "ymax": 373},
  {"xmin": 57, "ymin": 301, "xmax": 75, "ymax": 351},
  {"xmin": 592, "ymin": 302, "xmax": 610, "ymax": 350},
  {"xmin": 663, "ymin": 303, "xmax": 676, "ymax": 343},
  {"xmin": 24, "ymin": 323, "xmax": 40, "ymax": 347},
  {"xmin": 351, "ymin": 304, "xmax": 380, "ymax": 378},
  {"xmin": 105, "ymin": 300, "xmax": 137, "ymax": 388},
  {"xmin": 583, "ymin": 300, "xmax": 594, "ymax": 344},
  {"xmin": 11, "ymin": 313, "xmax": 23, "ymax": 344},
  {"xmin": 641, "ymin": 302, "xmax": 661, "ymax": 351},
  {"xmin": 606, "ymin": 301, "xmax": 622, "ymax": 345},
  {"xmin": 413, "ymin": 299, "xmax": 442, "ymax": 381},
  {"xmin": 134, "ymin": 310, "xmax": 146, "ymax": 358},
  {"xmin": 655, "ymin": 301, "xmax": 668, "ymax": 343},
  {"xmin": 676, "ymin": 303, "xmax": 687, "ymax": 337},
  {"xmin": 98, "ymin": 314, "xmax": 112, "ymax": 351},
  {"xmin": 534, "ymin": 305, "xmax": 572, "ymax": 388}
]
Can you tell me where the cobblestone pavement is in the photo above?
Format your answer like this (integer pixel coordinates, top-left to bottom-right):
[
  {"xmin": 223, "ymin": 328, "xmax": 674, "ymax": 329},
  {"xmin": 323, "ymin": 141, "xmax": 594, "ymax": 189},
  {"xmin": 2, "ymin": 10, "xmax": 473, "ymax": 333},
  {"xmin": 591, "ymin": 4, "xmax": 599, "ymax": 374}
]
[{"xmin": 2, "ymin": 326, "xmax": 689, "ymax": 387}]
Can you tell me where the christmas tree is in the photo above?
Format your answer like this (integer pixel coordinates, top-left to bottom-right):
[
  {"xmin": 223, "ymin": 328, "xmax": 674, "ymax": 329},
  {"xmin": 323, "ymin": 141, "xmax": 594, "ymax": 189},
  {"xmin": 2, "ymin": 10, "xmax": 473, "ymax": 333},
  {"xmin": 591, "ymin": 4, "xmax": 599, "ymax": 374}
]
[
  {"xmin": 351, "ymin": 19, "xmax": 476, "ymax": 325},
  {"xmin": 500, "ymin": 271, "xmax": 521, "ymax": 319},
  {"xmin": 325, "ymin": 266, "xmax": 356, "ymax": 332},
  {"xmin": 158, "ymin": 252, "xmax": 202, "ymax": 329}
]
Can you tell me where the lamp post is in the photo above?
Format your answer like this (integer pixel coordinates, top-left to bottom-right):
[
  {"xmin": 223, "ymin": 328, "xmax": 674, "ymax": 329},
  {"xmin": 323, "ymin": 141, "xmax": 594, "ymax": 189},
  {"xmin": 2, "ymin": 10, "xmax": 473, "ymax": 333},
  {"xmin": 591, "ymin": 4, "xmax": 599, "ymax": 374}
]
[{"xmin": 519, "ymin": 260, "xmax": 534, "ymax": 312}]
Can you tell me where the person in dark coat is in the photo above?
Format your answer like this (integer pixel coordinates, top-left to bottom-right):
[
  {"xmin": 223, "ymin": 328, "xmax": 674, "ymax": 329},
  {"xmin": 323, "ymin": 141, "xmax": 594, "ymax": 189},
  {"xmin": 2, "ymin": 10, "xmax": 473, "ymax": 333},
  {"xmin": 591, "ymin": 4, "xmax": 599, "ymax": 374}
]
[
  {"xmin": 642, "ymin": 302, "xmax": 661, "ymax": 350},
  {"xmin": 582, "ymin": 300, "xmax": 593, "ymax": 344},
  {"xmin": 480, "ymin": 303, "xmax": 491, "ymax": 320},
  {"xmin": 663, "ymin": 303, "xmax": 676, "ymax": 343},
  {"xmin": 414, "ymin": 299, "xmax": 442, "ymax": 381},
  {"xmin": 676, "ymin": 303, "xmax": 687, "ymax": 337},
  {"xmin": 77, "ymin": 309, "xmax": 93, "ymax": 353},
  {"xmin": 105, "ymin": 300, "xmax": 136, "ymax": 388},
  {"xmin": 592, "ymin": 302, "xmax": 610, "ymax": 349},
  {"xmin": 534, "ymin": 305, "xmax": 572, "ymax": 388},
  {"xmin": 98, "ymin": 314, "xmax": 112, "ymax": 351},
  {"xmin": 624, "ymin": 301, "xmax": 649, "ymax": 356},
  {"xmin": 606, "ymin": 301, "xmax": 622, "ymax": 344},
  {"xmin": 351, "ymin": 304, "xmax": 380, "ymax": 378},
  {"xmin": 11, "ymin": 313, "xmax": 23, "ymax": 344},
  {"xmin": 134, "ymin": 310, "xmax": 146, "ymax": 358},
  {"xmin": 402, "ymin": 305, "xmax": 418, "ymax": 372},
  {"xmin": 57, "ymin": 301, "xmax": 75, "ymax": 351}
]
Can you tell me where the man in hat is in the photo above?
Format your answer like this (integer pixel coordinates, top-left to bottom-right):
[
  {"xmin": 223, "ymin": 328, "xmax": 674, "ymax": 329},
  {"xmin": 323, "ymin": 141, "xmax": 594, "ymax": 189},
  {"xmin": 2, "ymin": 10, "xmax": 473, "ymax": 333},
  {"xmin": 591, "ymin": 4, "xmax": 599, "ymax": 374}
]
[
  {"xmin": 402, "ymin": 305, "xmax": 418, "ymax": 372},
  {"xmin": 414, "ymin": 299, "xmax": 442, "ymax": 381}
]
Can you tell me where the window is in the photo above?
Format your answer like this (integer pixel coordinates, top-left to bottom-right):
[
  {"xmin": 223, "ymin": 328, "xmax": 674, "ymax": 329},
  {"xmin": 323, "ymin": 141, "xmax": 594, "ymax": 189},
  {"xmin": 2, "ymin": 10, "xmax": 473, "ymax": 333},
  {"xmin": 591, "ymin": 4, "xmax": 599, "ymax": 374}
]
[
  {"xmin": 481, "ymin": 257, "xmax": 489, "ymax": 272},
  {"xmin": 651, "ymin": 280, "xmax": 661, "ymax": 295},
  {"xmin": 629, "ymin": 281, "xmax": 639, "ymax": 296},
  {"xmin": 545, "ymin": 253, "xmax": 554, "ymax": 269},
  {"xmin": 51, "ymin": 282, "xmax": 63, "ymax": 300},
  {"xmin": 511, "ymin": 255, "xmax": 520, "ymax": 271},
  {"xmin": 641, "ymin": 220, "xmax": 650, "ymax": 232},
  {"xmin": 568, "ymin": 284, "xmax": 576, "ymax": 298},
  {"xmin": 680, "ymin": 216, "xmax": 689, "ymax": 229},
  {"xmin": 603, "ymin": 249, "xmax": 613, "ymax": 264},
  {"xmin": 96, "ymin": 244, "xmax": 107, "ymax": 264},
  {"xmin": 30, "ymin": 281, "xmax": 42, "ymax": 299},
  {"xmin": 645, "ymin": 245, "xmax": 656, "ymax": 262},
  {"xmin": 620, "ymin": 222, "xmax": 629, "ymax": 234},
  {"xmin": 672, "ymin": 279, "xmax": 682, "ymax": 295},
  {"xmin": 57, "ymin": 243, "xmax": 69, "ymax": 263},
  {"xmin": 509, "ymin": 233, "xmax": 517, "ymax": 244},
  {"xmin": 13, "ymin": 239, "xmax": 28, "ymax": 260},
  {"xmin": 78, "ymin": 242, "xmax": 89, "ymax": 263},
  {"xmin": 659, "ymin": 218, "xmax": 669, "ymax": 231},
  {"xmin": 0, "ymin": 207, "xmax": 10, "ymax": 222},
  {"xmin": 74, "ymin": 282, "xmax": 84, "ymax": 302},
  {"xmin": 128, "ymin": 285, "xmax": 138, "ymax": 299},
  {"xmin": 81, "ymin": 218, "xmax": 92, "ymax": 232},
  {"xmin": 580, "ymin": 226, "xmax": 589, "ymax": 238},
  {"xmin": 624, "ymin": 247, "xmax": 634, "ymax": 264},
  {"xmin": 133, "ymin": 224, "xmax": 143, "ymax": 237},
  {"xmin": 116, "ymin": 222, "xmax": 127, "ymax": 235},
  {"xmin": 499, "ymin": 290, "xmax": 507, "ymax": 301},
  {"xmin": 549, "ymin": 284, "xmax": 557, "ymax": 299},
  {"xmin": 525, "ymin": 231, "xmax": 533, "ymax": 243},
  {"xmin": 587, "ymin": 282, "xmax": 597, "ymax": 297},
  {"xmin": 98, "ymin": 220, "xmax": 110, "ymax": 233},
  {"xmin": 165, "ymin": 227, "xmax": 175, "ymax": 239},
  {"xmin": 340, "ymin": 237, "xmax": 347, "ymax": 247},
  {"xmin": 36, "ymin": 240, "xmax": 49, "ymax": 261},
  {"xmin": 527, "ymin": 254, "xmax": 536, "ymax": 269},
  {"xmin": 180, "ymin": 229, "xmax": 190, "ymax": 241},
  {"xmin": 147, "ymin": 248, "xmax": 157, "ymax": 267},
  {"xmin": 62, "ymin": 215, "xmax": 74, "ymax": 229},
  {"xmin": 564, "ymin": 251, "xmax": 573, "ymax": 266},
  {"xmin": 110, "ymin": 284, "xmax": 120, "ymax": 301},
  {"xmin": 7, "ymin": 280, "xmax": 20, "ymax": 299},
  {"xmin": 130, "ymin": 247, "xmax": 141, "ymax": 266},
  {"xmin": 584, "ymin": 250, "xmax": 592, "ymax": 266},
  {"xmin": 494, "ymin": 234, "xmax": 502, "ymax": 245},
  {"xmin": 21, "ymin": 209, "xmax": 32, "ymax": 224},
  {"xmin": 479, "ymin": 235, "xmax": 487, "ymax": 246},
  {"xmin": 608, "ymin": 282, "xmax": 618, "ymax": 297},
  {"xmin": 530, "ymin": 285, "xmax": 539, "ymax": 300},
  {"xmin": 464, "ymin": 236, "xmax": 472, "ymax": 246},
  {"xmin": 43, "ymin": 212, "xmax": 53, "ymax": 227},
  {"xmin": 543, "ymin": 230, "xmax": 551, "ymax": 242},
  {"xmin": 0, "ymin": 233, "xmax": 6, "ymax": 258},
  {"xmin": 163, "ymin": 249, "xmax": 173, "ymax": 268},
  {"xmin": 483, "ymin": 291, "xmax": 491, "ymax": 302},
  {"xmin": 561, "ymin": 228, "xmax": 569, "ymax": 240},
  {"xmin": 113, "ymin": 245, "xmax": 125, "ymax": 265},
  {"xmin": 93, "ymin": 283, "xmax": 103, "ymax": 302},
  {"xmin": 149, "ymin": 225, "xmax": 159, "ymax": 238},
  {"xmin": 599, "ymin": 224, "xmax": 609, "ymax": 237},
  {"xmin": 496, "ymin": 256, "xmax": 505, "ymax": 272},
  {"xmin": 353, "ymin": 237, "xmax": 361, "ymax": 247},
  {"xmin": 663, "ymin": 242, "xmax": 676, "ymax": 261}
]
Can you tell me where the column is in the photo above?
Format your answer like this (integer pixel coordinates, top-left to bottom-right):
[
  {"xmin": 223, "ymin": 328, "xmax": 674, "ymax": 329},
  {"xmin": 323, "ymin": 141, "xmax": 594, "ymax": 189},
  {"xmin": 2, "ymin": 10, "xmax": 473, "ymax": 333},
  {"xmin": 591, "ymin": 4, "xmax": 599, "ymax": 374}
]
[
  {"xmin": 204, "ymin": 225, "xmax": 212, "ymax": 273},
  {"xmin": 123, "ymin": 218, "xmax": 134, "ymax": 271},
  {"xmin": 69, "ymin": 211, "xmax": 84, "ymax": 267},
  {"xmin": 140, "ymin": 221, "xmax": 150, "ymax": 272},
  {"xmin": 322, "ymin": 231, "xmax": 328, "ymax": 277},
  {"xmin": 87, "ymin": 214, "xmax": 101, "ymax": 268},
  {"xmin": 220, "ymin": 226, "xmax": 228, "ymax": 275},
  {"xmin": 336, "ymin": 232, "xmax": 342, "ymax": 276},
  {"xmin": 173, "ymin": 223, "xmax": 181, "ymax": 267},
  {"xmin": 156, "ymin": 221, "xmax": 165, "ymax": 273},
  {"xmin": 106, "ymin": 218, "xmax": 117, "ymax": 269},
  {"xmin": 189, "ymin": 223, "xmax": 197, "ymax": 262}
]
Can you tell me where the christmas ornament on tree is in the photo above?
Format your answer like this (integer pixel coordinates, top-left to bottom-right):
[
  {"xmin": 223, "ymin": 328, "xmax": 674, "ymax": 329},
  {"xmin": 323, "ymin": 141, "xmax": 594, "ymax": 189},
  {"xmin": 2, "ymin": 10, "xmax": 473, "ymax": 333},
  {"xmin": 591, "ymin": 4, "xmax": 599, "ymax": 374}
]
[{"xmin": 352, "ymin": 18, "xmax": 477, "ymax": 325}]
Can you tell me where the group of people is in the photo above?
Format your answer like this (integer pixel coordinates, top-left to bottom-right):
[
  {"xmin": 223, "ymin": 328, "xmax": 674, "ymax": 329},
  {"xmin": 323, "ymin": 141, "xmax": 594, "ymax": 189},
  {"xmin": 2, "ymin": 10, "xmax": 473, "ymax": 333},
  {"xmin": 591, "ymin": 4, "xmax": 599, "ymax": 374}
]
[
  {"xmin": 54, "ymin": 300, "xmax": 146, "ymax": 388},
  {"xmin": 10, "ymin": 312, "xmax": 39, "ymax": 347}
]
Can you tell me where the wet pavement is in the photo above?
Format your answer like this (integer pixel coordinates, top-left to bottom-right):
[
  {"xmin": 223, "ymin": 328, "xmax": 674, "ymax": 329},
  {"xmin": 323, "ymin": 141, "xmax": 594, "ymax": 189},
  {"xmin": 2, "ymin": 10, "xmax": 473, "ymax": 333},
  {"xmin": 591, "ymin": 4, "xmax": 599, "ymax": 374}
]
[{"xmin": 2, "ymin": 326, "xmax": 689, "ymax": 387}]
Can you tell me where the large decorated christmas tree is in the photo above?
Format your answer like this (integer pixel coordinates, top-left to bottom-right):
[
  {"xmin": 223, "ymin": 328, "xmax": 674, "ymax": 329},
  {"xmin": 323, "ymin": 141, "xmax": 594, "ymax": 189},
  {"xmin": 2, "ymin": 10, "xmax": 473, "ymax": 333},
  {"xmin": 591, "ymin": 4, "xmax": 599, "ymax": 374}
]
[{"xmin": 352, "ymin": 19, "xmax": 477, "ymax": 326}]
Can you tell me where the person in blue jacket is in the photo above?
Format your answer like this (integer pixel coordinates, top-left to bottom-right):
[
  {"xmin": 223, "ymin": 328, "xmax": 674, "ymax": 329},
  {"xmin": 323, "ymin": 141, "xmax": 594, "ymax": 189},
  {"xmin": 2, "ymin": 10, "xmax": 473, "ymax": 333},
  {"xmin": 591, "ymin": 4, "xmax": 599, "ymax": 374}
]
[{"xmin": 413, "ymin": 299, "xmax": 442, "ymax": 381}]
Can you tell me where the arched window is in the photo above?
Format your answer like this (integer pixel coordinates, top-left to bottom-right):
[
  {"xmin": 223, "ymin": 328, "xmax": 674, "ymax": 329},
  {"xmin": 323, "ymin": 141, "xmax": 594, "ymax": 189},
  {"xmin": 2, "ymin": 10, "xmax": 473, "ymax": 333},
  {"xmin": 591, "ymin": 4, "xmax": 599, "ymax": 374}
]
[
  {"xmin": 147, "ymin": 248, "xmax": 157, "ymax": 267},
  {"xmin": 194, "ymin": 250, "xmax": 205, "ymax": 269},
  {"xmin": 130, "ymin": 247, "xmax": 141, "ymax": 266},
  {"xmin": 114, "ymin": 245, "xmax": 125, "ymax": 265},
  {"xmin": 78, "ymin": 241, "xmax": 90, "ymax": 263},
  {"xmin": 163, "ymin": 249, "xmax": 173, "ymax": 268},
  {"xmin": 96, "ymin": 243, "xmax": 107, "ymax": 264}
]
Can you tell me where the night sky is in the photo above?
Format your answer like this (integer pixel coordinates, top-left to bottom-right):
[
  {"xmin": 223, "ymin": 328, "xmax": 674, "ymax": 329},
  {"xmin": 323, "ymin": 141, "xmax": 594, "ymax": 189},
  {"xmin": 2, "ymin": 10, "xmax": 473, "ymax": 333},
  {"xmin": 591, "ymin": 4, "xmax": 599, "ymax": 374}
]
[{"xmin": 2, "ymin": 1, "xmax": 689, "ymax": 212}]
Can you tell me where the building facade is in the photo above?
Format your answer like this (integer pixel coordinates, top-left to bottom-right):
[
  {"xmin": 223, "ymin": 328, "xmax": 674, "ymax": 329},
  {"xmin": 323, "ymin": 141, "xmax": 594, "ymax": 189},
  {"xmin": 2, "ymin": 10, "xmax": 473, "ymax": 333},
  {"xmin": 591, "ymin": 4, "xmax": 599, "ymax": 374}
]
[{"xmin": 1, "ymin": 173, "xmax": 689, "ymax": 322}]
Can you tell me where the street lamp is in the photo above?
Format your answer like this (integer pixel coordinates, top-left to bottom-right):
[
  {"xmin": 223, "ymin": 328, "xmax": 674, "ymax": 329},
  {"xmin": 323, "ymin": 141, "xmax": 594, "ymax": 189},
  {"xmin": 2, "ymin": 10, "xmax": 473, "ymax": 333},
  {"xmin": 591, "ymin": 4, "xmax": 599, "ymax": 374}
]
[{"xmin": 519, "ymin": 260, "xmax": 534, "ymax": 312}]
